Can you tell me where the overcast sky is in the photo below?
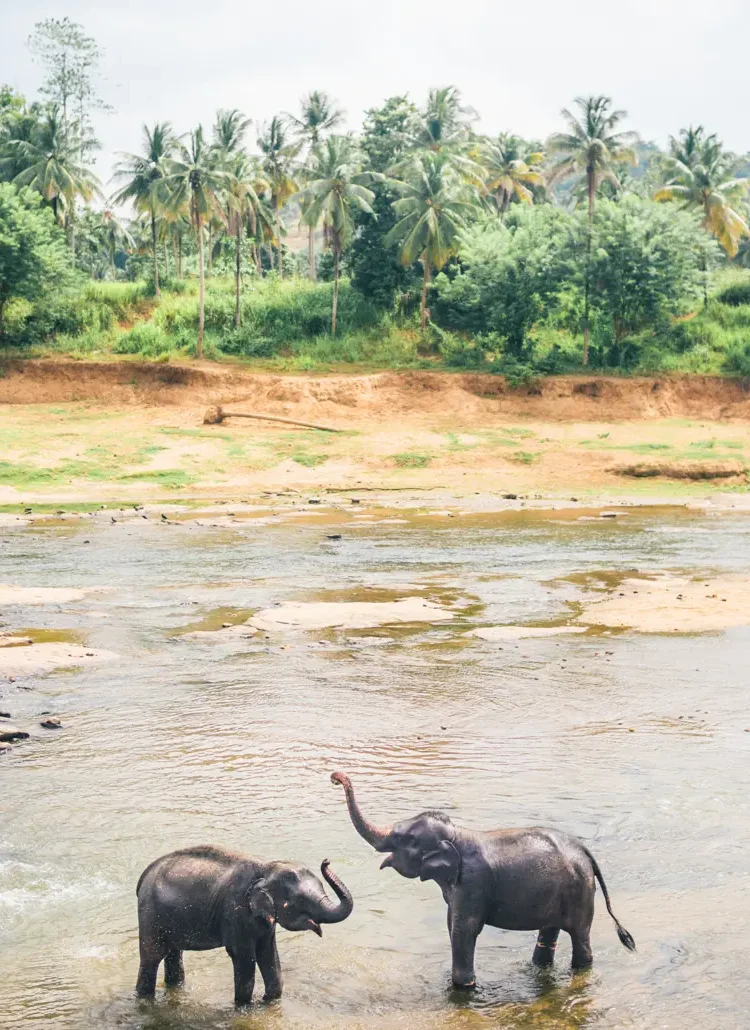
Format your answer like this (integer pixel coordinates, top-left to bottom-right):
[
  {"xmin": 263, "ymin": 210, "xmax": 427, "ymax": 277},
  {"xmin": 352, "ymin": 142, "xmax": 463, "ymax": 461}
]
[{"xmin": 3, "ymin": 0, "xmax": 748, "ymax": 187}]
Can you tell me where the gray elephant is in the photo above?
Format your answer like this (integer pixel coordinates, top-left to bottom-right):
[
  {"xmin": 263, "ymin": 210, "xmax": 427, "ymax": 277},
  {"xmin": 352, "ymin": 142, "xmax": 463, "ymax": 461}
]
[
  {"xmin": 331, "ymin": 771, "xmax": 634, "ymax": 988},
  {"xmin": 135, "ymin": 845, "xmax": 353, "ymax": 1005}
]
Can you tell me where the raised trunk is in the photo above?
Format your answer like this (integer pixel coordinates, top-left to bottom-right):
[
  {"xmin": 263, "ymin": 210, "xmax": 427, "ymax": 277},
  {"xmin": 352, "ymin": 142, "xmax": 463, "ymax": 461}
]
[
  {"xmin": 332, "ymin": 248, "xmax": 340, "ymax": 335},
  {"xmin": 314, "ymin": 860, "xmax": 353, "ymax": 924},
  {"xmin": 151, "ymin": 211, "xmax": 160, "ymax": 297},
  {"xmin": 196, "ymin": 214, "xmax": 205, "ymax": 360},
  {"xmin": 235, "ymin": 224, "xmax": 242, "ymax": 329},
  {"xmin": 308, "ymin": 223, "xmax": 316, "ymax": 281},
  {"xmin": 331, "ymin": 772, "xmax": 392, "ymax": 851},
  {"xmin": 420, "ymin": 258, "xmax": 431, "ymax": 330},
  {"xmin": 275, "ymin": 207, "xmax": 283, "ymax": 277}
]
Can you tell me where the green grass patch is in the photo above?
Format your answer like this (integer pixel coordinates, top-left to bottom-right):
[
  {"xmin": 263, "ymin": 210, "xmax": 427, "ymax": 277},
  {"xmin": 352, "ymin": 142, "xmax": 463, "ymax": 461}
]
[
  {"xmin": 291, "ymin": 452, "xmax": 329, "ymax": 468},
  {"xmin": 502, "ymin": 427, "xmax": 536, "ymax": 439},
  {"xmin": 393, "ymin": 452, "xmax": 432, "ymax": 469},
  {"xmin": 506, "ymin": 451, "xmax": 540, "ymax": 464},
  {"xmin": 117, "ymin": 469, "xmax": 195, "ymax": 489}
]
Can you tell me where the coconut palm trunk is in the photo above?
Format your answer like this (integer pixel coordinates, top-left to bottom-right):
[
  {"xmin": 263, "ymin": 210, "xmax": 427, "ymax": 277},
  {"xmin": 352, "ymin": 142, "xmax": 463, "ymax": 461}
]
[
  {"xmin": 275, "ymin": 206, "xmax": 283, "ymax": 276},
  {"xmin": 582, "ymin": 163, "xmax": 596, "ymax": 366},
  {"xmin": 177, "ymin": 233, "xmax": 183, "ymax": 279},
  {"xmin": 308, "ymin": 223, "xmax": 316, "ymax": 280},
  {"xmin": 332, "ymin": 247, "xmax": 340, "ymax": 335},
  {"xmin": 420, "ymin": 258, "xmax": 431, "ymax": 330},
  {"xmin": 196, "ymin": 214, "xmax": 205, "ymax": 359},
  {"xmin": 235, "ymin": 223, "xmax": 242, "ymax": 328},
  {"xmin": 151, "ymin": 211, "xmax": 160, "ymax": 296},
  {"xmin": 164, "ymin": 240, "xmax": 170, "ymax": 279}
]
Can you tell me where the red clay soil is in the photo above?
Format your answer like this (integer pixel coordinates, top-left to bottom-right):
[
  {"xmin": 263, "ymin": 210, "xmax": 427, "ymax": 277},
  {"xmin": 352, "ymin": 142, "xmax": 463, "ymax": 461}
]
[{"xmin": 1, "ymin": 359, "xmax": 750, "ymax": 422}]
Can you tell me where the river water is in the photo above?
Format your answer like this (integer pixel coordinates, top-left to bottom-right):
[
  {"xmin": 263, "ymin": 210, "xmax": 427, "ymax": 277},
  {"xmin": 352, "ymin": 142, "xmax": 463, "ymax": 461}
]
[{"xmin": 2, "ymin": 502, "xmax": 750, "ymax": 1029}]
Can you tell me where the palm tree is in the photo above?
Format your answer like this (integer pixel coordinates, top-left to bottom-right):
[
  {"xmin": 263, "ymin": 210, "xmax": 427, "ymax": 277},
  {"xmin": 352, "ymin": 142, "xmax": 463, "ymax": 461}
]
[
  {"xmin": 166, "ymin": 127, "xmax": 227, "ymax": 358},
  {"xmin": 212, "ymin": 108, "xmax": 252, "ymax": 155},
  {"xmin": 257, "ymin": 117, "xmax": 301, "ymax": 277},
  {"xmin": 99, "ymin": 208, "xmax": 134, "ymax": 279},
  {"xmin": 386, "ymin": 150, "xmax": 478, "ymax": 329},
  {"xmin": 3, "ymin": 107, "xmax": 99, "ymax": 240},
  {"xmin": 655, "ymin": 128, "xmax": 750, "ymax": 257},
  {"xmin": 481, "ymin": 134, "xmax": 545, "ymax": 214},
  {"xmin": 112, "ymin": 122, "xmax": 175, "ymax": 296},
  {"xmin": 548, "ymin": 96, "xmax": 638, "ymax": 363},
  {"xmin": 295, "ymin": 136, "xmax": 382, "ymax": 333},
  {"xmin": 418, "ymin": 86, "xmax": 475, "ymax": 152},
  {"xmin": 226, "ymin": 154, "xmax": 269, "ymax": 326},
  {"xmin": 288, "ymin": 92, "xmax": 345, "ymax": 279}
]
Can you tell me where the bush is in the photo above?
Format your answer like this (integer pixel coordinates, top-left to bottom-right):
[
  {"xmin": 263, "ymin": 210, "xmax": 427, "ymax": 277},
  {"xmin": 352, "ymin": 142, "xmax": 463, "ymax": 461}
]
[
  {"xmin": 114, "ymin": 323, "xmax": 173, "ymax": 357},
  {"xmin": 724, "ymin": 340, "xmax": 750, "ymax": 376},
  {"xmin": 716, "ymin": 282, "xmax": 750, "ymax": 307}
]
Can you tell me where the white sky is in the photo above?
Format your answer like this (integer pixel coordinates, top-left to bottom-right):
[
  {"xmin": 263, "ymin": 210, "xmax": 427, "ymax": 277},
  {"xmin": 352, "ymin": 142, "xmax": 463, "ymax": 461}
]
[{"xmin": 3, "ymin": 0, "xmax": 748, "ymax": 189}]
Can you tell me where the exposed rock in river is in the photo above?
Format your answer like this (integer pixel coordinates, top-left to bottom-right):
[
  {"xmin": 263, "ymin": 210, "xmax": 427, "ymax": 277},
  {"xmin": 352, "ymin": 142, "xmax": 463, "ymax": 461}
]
[
  {"xmin": 248, "ymin": 597, "xmax": 454, "ymax": 632},
  {"xmin": 0, "ymin": 644, "xmax": 118, "ymax": 676},
  {"xmin": 466, "ymin": 625, "xmax": 587, "ymax": 641},
  {"xmin": 0, "ymin": 724, "xmax": 29, "ymax": 742},
  {"xmin": 0, "ymin": 585, "xmax": 92, "ymax": 605}
]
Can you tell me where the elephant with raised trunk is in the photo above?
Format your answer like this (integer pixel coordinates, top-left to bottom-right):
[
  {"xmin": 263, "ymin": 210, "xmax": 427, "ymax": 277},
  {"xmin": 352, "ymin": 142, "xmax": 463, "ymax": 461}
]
[
  {"xmin": 136, "ymin": 845, "xmax": 353, "ymax": 1005},
  {"xmin": 331, "ymin": 771, "xmax": 634, "ymax": 988}
]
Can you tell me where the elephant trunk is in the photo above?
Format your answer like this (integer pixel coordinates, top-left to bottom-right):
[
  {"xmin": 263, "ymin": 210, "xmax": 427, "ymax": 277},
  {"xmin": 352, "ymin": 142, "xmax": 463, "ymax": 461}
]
[
  {"xmin": 315, "ymin": 860, "xmax": 353, "ymax": 923},
  {"xmin": 331, "ymin": 771, "xmax": 392, "ymax": 851}
]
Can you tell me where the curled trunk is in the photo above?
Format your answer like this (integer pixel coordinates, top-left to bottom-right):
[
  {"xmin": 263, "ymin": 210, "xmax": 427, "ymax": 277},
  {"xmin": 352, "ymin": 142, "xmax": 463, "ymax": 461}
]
[
  {"xmin": 331, "ymin": 771, "xmax": 392, "ymax": 851},
  {"xmin": 314, "ymin": 860, "xmax": 353, "ymax": 923}
]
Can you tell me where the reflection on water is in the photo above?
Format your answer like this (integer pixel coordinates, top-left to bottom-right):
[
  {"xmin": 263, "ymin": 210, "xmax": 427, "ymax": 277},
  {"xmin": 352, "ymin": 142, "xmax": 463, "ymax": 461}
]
[{"xmin": 2, "ymin": 505, "xmax": 750, "ymax": 1029}]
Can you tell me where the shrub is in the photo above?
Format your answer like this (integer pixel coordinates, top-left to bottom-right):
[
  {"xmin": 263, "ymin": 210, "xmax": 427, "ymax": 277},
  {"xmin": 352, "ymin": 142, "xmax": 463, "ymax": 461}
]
[
  {"xmin": 717, "ymin": 282, "xmax": 750, "ymax": 307},
  {"xmin": 724, "ymin": 340, "xmax": 750, "ymax": 376},
  {"xmin": 114, "ymin": 323, "xmax": 173, "ymax": 357}
]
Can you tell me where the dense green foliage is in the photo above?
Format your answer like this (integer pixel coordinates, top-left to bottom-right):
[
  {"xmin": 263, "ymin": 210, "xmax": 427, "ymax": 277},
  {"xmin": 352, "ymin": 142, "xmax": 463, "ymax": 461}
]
[{"xmin": 2, "ymin": 17, "xmax": 750, "ymax": 377}]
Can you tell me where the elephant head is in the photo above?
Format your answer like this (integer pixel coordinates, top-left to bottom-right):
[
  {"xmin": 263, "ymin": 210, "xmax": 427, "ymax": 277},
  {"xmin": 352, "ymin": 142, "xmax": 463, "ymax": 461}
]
[
  {"xmin": 331, "ymin": 771, "xmax": 461, "ymax": 887},
  {"xmin": 248, "ymin": 859, "xmax": 353, "ymax": 937}
]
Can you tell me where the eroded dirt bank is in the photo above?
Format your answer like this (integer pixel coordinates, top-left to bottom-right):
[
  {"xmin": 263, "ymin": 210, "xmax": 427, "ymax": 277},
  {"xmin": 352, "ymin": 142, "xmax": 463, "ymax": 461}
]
[{"xmin": 2, "ymin": 360, "xmax": 750, "ymax": 420}]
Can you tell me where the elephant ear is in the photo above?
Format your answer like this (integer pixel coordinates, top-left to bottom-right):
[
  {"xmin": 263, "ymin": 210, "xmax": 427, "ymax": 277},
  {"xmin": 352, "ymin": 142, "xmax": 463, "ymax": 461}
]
[
  {"xmin": 246, "ymin": 878, "xmax": 276, "ymax": 927},
  {"xmin": 419, "ymin": 839, "xmax": 461, "ymax": 886}
]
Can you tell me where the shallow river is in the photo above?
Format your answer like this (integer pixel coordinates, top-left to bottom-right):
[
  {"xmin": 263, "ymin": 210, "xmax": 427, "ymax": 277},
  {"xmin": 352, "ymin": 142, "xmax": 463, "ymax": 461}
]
[{"xmin": 2, "ymin": 502, "xmax": 750, "ymax": 1030}]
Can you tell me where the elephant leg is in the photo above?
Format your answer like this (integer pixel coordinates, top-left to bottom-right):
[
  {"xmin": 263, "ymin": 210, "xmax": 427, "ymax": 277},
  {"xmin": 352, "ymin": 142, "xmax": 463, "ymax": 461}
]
[
  {"xmin": 449, "ymin": 911, "xmax": 482, "ymax": 989},
  {"xmin": 229, "ymin": 948, "xmax": 256, "ymax": 1006},
  {"xmin": 256, "ymin": 930, "xmax": 283, "ymax": 1000},
  {"xmin": 532, "ymin": 927, "xmax": 560, "ymax": 968},
  {"xmin": 135, "ymin": 938, "xmax": 164, "ymax": 998},
  {"xmin": 164, "ymin": 949, "xmax": 185, "ymax": 987},
  {"xmin": 570, "ymin": 930, "xmax": 593, "ymax": 970}
]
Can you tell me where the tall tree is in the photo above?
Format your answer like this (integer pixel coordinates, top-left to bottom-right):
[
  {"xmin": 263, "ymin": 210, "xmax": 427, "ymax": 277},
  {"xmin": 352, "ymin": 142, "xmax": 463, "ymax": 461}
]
[
  {"xmin": 480, "ymin": 134, "xmax": 545, "ymax": 214},
  {"xmin": 166, "ymin": 127, "xmax": 227, "ymax": 358},
  {"xmin": 257, "ymin": 117, "xmax": 300, "ymax": 277},
  {"xmin": 295, "ymin": 136, "xmax": 382, "ymax": 333},
  {"xmin": 27, "ymin": 18, "xmax": 109, "ymax": 159},
  {"xmin": 418, "ymin": 86, "xmax": 476, "ymax": 152},
  {"xmin": 2, "ymin": 107, "xmax": 99, "ymax": 238},
  {"xmin": 349, "ymin": 95, "xmax": 421, "ymax": 310},
  {"xmin": 654, "ymin": 127, "xmax": 750, "ymax": 257},
  {"xmin": 0, "ymin": 182, "xmax": 72, "ymax": 336},
  {"xmin": 547, "ymin": 96, "xmax": 638, "ymax": 363},
  {"xmin": 386, "ymin": 150, "xmax": 478, "ymax": 328},
  {"xmin": 112, "ymin": 122, "xmax": 176, "ymax": 296},
  {"xmin": 288, "ymin": 91, "xmax": 345, "ymax": 279},
  {"xmin": 226, "ymin": 154, "xmax": 269, "ymax": 326}
]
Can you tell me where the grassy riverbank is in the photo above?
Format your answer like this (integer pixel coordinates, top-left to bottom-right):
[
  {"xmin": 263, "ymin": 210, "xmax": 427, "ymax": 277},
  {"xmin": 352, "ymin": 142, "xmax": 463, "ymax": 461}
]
[{"xmin": 3, "ymin": 267, "xmax": 750, "ymax": 376}]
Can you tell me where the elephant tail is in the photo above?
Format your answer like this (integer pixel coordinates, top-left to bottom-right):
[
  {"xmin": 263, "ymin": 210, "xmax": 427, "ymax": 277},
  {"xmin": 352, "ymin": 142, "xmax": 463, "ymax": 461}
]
[{"xmin": 584, "ymin": 847, "xmax": 636, "ymax": 951}]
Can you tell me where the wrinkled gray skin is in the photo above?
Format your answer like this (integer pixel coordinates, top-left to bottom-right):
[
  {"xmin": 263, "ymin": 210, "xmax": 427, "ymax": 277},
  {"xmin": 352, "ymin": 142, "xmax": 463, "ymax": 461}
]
[
  {"xmin": 332, "ymin": 772, "xmax": 634, "ymax": 989},
  {"xmin": 135, "ymin": 846, "xmax": 353, "ymax": 1005}
]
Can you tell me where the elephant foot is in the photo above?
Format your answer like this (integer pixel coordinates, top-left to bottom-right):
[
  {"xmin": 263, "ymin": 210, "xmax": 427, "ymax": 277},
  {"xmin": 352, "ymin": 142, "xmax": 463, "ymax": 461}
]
[{"xmin": 451, "ymin": 978, "xmax": 477, "ymax": 990}]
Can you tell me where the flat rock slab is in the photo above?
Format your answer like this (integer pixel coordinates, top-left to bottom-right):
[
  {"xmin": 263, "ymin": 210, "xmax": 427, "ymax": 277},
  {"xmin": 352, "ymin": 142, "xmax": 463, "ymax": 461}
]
[
  {"xmin": 0, "ymin": 643, "xmax": 118, "ymax": 675},
  {"xmin": 0, "ymin": 635, "xmax": 34, "ymax": 648},
  {"xmin": 180, "ymin": 625, "xmax": 259, "ymax": 642},
  {"xmin": 249, "ymin": 597, "xmax": 453, "ymax": 632},
  {"xmin": 466, "ymin": 625, "xmax": 588, "ymax": 641},
  {"xmin": 577, "ymin": 574, "xmax": 750, "ymax": 633},
  {"xmin": 0, "ymin": 585, "xmax": 90, "ymax": 605},
  {"xmin": 0, "ymin": 724, "xmax": 30, "ymax": 742}
]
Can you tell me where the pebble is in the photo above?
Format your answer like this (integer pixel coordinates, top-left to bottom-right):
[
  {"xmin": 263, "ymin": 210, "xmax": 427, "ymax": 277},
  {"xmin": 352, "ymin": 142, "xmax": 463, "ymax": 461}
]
[
  {"xmin": 502, "ymin": 493, "xmax": 518, "ymax": 500},
  {"xmin": 40, "ymin": 717, "xmax": 62, "ymax": 730},
  {"xmin": 0, "ymin": 711, "xmax": 10, "ymax": 718}
]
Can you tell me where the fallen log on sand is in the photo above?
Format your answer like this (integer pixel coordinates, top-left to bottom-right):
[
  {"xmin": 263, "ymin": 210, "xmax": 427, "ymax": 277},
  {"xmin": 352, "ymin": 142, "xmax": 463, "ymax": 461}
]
[{"xmin": 203, "ymin": 405, "xmax": 341, "ymax": 433}]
